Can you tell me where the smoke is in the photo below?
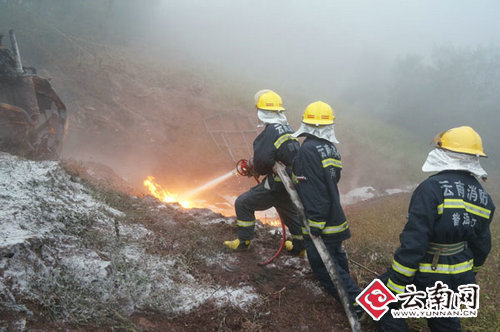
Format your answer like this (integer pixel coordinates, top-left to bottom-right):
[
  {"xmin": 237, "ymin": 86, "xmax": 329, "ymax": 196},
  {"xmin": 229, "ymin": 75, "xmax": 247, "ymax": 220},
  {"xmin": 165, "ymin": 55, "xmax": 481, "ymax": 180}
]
[
  {"xmin": 35, "ymin": 0, "xmax": 497, "ymax": 99},
  {"xmin": 143, "ymin": 0, "xmax": 500, "ymax": 94},
  {"xmin": 1, "ymin": 0, "xmax": 499, "ymax": 192},
  {"xmin": 127, "ymin": 0, "xmax": 500, "ymax": 174}
]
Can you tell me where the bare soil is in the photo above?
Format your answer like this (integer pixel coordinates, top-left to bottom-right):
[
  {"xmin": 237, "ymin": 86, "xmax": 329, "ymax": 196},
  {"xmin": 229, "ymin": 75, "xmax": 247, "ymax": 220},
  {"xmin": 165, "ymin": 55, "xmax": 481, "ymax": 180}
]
[
  {"xmin": 0, "ymin": 159, "xmax": 373, "ymax": 331},
  {"xmin": 130, "ymin": 213, "xmax": 353, "ymax": 332}
]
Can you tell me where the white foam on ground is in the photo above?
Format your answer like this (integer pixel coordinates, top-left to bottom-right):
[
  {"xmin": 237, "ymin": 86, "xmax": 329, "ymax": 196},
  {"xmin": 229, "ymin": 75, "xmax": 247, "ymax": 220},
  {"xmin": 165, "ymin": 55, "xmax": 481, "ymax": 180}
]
[{"xmin": 0, "ymin": 153, "xmax": 260, "ymax": 317}]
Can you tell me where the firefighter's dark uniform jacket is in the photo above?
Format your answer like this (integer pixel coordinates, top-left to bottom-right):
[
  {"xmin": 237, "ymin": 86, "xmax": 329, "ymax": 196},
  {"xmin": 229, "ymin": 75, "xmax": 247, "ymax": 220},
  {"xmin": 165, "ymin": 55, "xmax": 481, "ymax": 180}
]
[
  {"xmin": 235, "ymin": 122, "xmax": 302, "ymax": 243},
  {"xmin": 387, "ymin": 170, "xmax": 495, "ymax": 295},
  {"xmin": 292, "ymin": 135, "xmax": 361, "ymax": 309},
  {"xmin": 292, "ymin": 135, "xmax": 350, "ymax": 241},
  {"xmin": 252, "ymin": 123, "xmax": 299, "ymax": 189}
]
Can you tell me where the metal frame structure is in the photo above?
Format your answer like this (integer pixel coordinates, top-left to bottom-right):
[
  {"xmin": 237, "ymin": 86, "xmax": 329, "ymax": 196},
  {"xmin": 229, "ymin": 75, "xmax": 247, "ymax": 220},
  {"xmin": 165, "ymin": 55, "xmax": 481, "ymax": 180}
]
[{"xmin": 203, "ymin": 112, "xmax": 258, "ymax": 162}]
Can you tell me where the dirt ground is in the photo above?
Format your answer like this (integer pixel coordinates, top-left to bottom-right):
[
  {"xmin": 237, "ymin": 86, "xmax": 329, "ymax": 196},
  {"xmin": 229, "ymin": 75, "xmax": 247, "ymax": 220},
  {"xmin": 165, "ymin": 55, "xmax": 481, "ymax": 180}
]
[
  {"xmin": 129, "ymin": 215, "xmax": 353, "ymax": 332},
  {"xmin": 0, "ymin": 162, "xmax": 372, "ymax": 331},
  {"xmin": 120, "ymin": 194, "xmax": 360, "ymax": 332},
  {"xmin": 1, "ymin": 219, "xmax": 366, "ymax": 332}
]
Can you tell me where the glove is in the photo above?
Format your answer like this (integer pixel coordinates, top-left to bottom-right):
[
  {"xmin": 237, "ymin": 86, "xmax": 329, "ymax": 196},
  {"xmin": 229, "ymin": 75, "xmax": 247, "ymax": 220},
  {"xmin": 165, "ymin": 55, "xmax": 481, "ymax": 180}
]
[
  {"xmin": 236, "ymin": 159, "xmax": 254, "ymax": 177},
  {"xmin": 310, "ymin": 228, "xmax": 322, "ymax": 237}
]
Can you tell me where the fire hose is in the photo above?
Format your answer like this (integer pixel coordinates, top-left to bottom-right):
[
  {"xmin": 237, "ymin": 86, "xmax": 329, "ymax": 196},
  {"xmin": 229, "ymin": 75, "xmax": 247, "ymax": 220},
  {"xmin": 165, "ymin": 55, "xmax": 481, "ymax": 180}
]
[
  {"xmin": 275, "ymin": 162, "xmax": 361, "ymax": 332},
  {"xmin": 258, "ymin": 214, "xmax": 287, "ymax": 266},
  {"xmin": 235, "ymin": 159, "xmax": 287, "ymax": 266}
]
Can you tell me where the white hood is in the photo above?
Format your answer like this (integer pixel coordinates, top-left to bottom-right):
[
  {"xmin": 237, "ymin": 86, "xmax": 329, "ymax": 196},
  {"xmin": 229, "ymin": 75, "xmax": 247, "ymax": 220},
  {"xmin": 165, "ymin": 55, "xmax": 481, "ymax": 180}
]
[
  {"xmin": 422, "ymin": 148, "xmax": 487, "ymax": 180},
  {"xmin": 292, "ymin": 123, "xmax": 339, "ymax": 144},
  {"xmin": 257, "ymin": 109, "xmax": 288, "ymax": 126}
]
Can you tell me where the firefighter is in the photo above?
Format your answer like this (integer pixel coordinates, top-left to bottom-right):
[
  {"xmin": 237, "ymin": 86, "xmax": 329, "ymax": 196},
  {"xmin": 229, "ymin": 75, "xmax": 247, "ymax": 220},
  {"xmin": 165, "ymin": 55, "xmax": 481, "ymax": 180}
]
[
  {"xmin": 223, "ymin": 90, "xmax": 305, "ymax": 255},
  {"xmin": 292, "ymin": 101, "xmax": 362, "ymax": 313},
  {"xmin": 378, "ymin": 126, "xmax": 495, "ymax": 331}
]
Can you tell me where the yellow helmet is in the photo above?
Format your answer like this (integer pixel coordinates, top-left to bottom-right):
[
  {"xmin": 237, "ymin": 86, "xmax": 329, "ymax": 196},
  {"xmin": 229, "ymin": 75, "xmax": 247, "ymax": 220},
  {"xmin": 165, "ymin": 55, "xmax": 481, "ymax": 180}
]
[
  {"xmin": 434, "ymin": 126, "xmax": 487, "ymax": 157},
  {"xmin": 254, "ymin": 89, "xmax": 272, "ymax": 105},
  {"xmin": 255, "ymin": 90, "xmax": 285, "ymax": 111},
  {"xmin": 302, "ymin": 101, "xmax": 335, "ymax": 125}
]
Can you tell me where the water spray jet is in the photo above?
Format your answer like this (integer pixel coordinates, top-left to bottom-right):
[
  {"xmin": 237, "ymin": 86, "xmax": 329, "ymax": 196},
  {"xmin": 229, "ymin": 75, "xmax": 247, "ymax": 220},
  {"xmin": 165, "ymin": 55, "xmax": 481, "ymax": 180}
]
[{"xmin": 181, "ymin": 170, "xmax": 236, "ymax": 200}]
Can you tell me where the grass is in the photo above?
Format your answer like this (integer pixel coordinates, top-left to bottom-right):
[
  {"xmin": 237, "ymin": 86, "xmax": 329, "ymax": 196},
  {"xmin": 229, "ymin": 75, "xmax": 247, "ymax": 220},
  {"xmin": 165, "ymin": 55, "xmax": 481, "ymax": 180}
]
[
  {"xmin": 345, "ymin": 191, "xmax": 499, "ymax": 331},
  {"xmin": 462, "ymin": 212, "xmax": 500, "ymax": 331}
]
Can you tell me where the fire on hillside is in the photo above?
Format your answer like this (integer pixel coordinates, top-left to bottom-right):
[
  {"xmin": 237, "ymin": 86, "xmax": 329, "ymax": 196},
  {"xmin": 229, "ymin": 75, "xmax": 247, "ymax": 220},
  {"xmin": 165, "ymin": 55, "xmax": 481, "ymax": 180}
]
[
  {"xmin": 143, "ymin": 176, "xmax": 190, "ymax": 208},
  {"xmin": 143, "ymin": 175, "xmax": 282, "ymax": 227}
]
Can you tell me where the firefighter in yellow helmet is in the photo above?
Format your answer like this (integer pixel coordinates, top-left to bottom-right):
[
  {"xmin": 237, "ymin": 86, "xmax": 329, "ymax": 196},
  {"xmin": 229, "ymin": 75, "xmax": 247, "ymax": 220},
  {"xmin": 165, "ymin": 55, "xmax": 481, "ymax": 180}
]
[
  {"xmin": 291, "ymin": 101, "xmax": 363, "ymax": 315},
  {"xmin": 377, "ymin": 126, "xmax": 495, "ymax": 331},
  {"xmin": 223, "ymin": 90, "xmax": 305, "ymax": 255}
]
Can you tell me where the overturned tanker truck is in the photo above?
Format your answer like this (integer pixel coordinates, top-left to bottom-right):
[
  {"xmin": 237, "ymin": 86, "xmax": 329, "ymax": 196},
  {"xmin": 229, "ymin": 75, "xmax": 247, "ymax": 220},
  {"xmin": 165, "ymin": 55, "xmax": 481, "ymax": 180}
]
[{"xmin": 0, "ymin": 29, "xmax": 67, "ymax": 160}]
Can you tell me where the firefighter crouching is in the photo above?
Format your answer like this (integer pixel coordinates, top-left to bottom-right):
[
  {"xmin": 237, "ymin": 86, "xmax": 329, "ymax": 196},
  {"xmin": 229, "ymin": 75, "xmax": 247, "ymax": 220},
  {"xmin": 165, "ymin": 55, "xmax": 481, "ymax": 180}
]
[
  {"xmin": 224, "ymin": 90, "xmax": 305, "ymax": 255},
  {"xmin": 378, "ymin": 126, "xmax": 495, "ymax": 332},
  {"xmin": 292, "ymin": 101, "xmax": 362, "ymax": 315}
]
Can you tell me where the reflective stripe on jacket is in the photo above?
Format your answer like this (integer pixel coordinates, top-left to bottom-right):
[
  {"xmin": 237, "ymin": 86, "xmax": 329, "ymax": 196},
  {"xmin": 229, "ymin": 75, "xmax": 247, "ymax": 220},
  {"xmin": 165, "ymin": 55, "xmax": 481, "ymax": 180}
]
[
  {"xmin": 252, "ymin": 123, "xmax": 299, "ymax": 191},
  {"xmin": 388, "ymin": 170, "xmax": 495, "ymax": 294},
  {"xmin": 292, "ymin": 135, "xmax": 350, "ymax": 240}
]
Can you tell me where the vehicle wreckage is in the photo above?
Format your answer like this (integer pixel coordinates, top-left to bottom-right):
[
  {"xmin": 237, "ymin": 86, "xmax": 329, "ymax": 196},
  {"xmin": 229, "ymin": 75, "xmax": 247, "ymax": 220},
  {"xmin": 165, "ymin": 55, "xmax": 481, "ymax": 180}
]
[{"xmin": 0, "ymin": 29, "xmax": 67, "ymax": 160}]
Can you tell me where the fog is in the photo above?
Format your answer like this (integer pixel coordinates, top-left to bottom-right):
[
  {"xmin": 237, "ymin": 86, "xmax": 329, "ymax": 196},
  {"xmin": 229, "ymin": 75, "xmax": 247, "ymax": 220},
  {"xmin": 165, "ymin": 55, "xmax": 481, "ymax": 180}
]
[
  {"xmin": 12, "ymin": 0, "xmax": 498, "ymax": 121},
  {"xmin": 46, "ymin": 0, "xmax": 499, "ymax": 96},
  {"xmin": 1, "ymin": 0, "xmax": 499, "ymax": 187},
  {"xmin": 143, "ymin": 0, "xmax": 500, "ymax": 95},
  {"xmin": 127, "ymin": 0, "xmax": 500, "ymax": 171}
]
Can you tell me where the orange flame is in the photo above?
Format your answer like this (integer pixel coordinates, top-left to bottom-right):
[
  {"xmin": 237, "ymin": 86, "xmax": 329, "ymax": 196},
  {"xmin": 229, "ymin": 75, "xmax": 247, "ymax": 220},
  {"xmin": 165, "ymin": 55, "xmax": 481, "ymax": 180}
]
[
  {"xmin": 261, "ymin": 218, "xmax": 282, "ymax": 227},
  {"xmin": 143, "ymin": 176, "xmax": 284, "ymax": 228},
  {"xmin": 143, "ymin": 176, "xmax": 190, "ymax": 208}
]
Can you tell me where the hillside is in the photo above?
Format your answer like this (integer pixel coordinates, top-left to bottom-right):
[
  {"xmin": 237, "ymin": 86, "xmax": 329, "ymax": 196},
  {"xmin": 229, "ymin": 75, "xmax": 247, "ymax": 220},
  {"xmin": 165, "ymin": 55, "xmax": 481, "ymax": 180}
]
[
  {"xmin": 2, "ymin": 153, "xmax": 498, "ymax": 331},
  {"xmin": 1, "ymin": 2, "xmax": 499, "ymax": 331},
  {"xmin": 0, "ymin": 1, "xmax": 431, "ymax": 201},
  {"xmin": 0, "ymin": 152, "xmax": 354, "ymax": 331}
]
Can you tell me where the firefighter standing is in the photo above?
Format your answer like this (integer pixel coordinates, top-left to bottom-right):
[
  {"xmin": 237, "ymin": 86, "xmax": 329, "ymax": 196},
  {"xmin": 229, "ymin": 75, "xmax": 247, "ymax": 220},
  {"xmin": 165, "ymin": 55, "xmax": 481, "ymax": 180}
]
[
  {"xmin": 223, "ymin": 90, "xmax": 305, "ymax": 255},
  {"xmin": 378, "ymin": 126, "xmax": 495, "ymax": 331},
  {"xmin": 292, "ymin": 101, "xmax": 362, "ymax": 313}
]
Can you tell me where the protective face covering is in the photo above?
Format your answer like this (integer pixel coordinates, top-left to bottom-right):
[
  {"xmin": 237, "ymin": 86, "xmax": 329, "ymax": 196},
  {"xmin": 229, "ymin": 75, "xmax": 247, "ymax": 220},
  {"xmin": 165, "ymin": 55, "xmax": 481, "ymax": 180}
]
[
  {"xmin": 257, "ymin": 110, "xmax": 288, "ymax": 127},
  {"xmin": 422, "ymin": 148, "xmax": 487, "ymax": 180},
  {"xmin": 292, "ymin": 123, "xmax": 339, "ymax": 144}
]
